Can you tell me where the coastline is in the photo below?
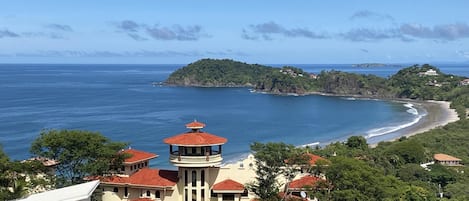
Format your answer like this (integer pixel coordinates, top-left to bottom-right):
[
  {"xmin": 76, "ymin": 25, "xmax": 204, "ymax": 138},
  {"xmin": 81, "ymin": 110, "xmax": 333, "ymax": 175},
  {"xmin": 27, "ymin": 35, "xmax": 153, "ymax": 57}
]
[
  {"xmin": 224, "ymin": 99, "xmax": 460, "ymax": 167},
  {"xmin": 369, "ymin": 100, "xmax": 459, "ymax": 147},
  {"xmin": 248, "ymin": 89, "xmax": 461, "ymax": 148}
]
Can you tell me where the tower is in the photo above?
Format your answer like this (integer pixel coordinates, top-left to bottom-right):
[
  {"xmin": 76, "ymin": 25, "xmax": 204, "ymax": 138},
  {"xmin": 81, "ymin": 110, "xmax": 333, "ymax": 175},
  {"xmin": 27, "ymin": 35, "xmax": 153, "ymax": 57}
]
[{"xmin": 164, "ymin": 121, "xmax": 227, "ymax": 201}]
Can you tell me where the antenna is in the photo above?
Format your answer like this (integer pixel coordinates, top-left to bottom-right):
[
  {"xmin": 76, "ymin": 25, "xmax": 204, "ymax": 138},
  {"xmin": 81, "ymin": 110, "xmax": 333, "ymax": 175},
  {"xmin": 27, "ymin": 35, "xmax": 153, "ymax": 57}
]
[{"xmin": 300, "ymin": 191, "xmax": 307, "ymax": 199}]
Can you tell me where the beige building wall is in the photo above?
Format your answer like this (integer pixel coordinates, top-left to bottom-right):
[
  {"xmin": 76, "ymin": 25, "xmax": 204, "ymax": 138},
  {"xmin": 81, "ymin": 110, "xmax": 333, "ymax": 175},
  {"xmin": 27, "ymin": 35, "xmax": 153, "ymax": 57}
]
[{"xmin": 100, "ymin": 185, "xmax": 179, "ymax": 201}]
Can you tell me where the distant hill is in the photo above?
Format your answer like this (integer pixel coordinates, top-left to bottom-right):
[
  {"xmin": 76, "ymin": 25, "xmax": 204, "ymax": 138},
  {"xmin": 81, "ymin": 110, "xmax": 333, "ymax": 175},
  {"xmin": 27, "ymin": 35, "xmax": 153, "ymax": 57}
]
[
  {"xmin": 165, "ymin": 59, "xmax": 317, "ymax": 94},
  {"xmin": 165, "ymin": 59, "xmax": 274, "ymax": 87},
  {"xmin": 352, "ymin": 63, "xmax": 402, "ymax": 68},
  {"xmin": 165, "ymin": 59, "xmax": 468, "ymax": 101}
]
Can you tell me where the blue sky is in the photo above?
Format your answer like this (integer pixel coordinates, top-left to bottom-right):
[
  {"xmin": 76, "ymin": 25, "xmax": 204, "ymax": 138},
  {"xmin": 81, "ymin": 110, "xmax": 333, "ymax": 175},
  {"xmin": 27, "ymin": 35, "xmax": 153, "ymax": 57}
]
[{"xmin": 1, "ymin": 0, "xmax": 469, "ymax": 64}]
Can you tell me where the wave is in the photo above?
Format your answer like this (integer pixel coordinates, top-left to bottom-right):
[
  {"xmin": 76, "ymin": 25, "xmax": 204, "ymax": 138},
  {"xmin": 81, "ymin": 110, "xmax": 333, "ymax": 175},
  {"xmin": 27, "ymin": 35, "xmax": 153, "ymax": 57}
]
[
  {"xmin": 403, "ymin": 103, "xmax": 419, "ymax": 116},
  {"xmin": 366, "ymin": 102, "xmax": 426, "ymax": 138},
  {"xmin": 342, "ymin": 97, "xmax": 356, "ymax": 101},
  {"xmin": 300, "ymin": 142, "xmax": 320, "ymax": 147}
]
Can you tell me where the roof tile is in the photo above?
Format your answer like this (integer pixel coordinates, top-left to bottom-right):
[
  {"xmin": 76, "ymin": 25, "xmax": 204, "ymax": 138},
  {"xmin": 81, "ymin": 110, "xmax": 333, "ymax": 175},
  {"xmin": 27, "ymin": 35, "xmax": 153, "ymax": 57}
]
[
  {"xmin": 212, "ymin": 179, "xmax": 245, "ymax": 191},
  {"xmin": 288, "ymin": 175, "xmax": 321, "ymax": 189},
  {"xmin": 99, "ymin": 168, "xmax": 178, "ymax": 187},
  {"xmin": 123, "ymin": 149, "xmax": 158, "ymax": 164},
  {"xmin": 164, "ymin": 132, "xmax": 227, "ymax": 146},
  {"xmin": 433, "ymin": 153, "xmax": 462, "ymax": 161}
]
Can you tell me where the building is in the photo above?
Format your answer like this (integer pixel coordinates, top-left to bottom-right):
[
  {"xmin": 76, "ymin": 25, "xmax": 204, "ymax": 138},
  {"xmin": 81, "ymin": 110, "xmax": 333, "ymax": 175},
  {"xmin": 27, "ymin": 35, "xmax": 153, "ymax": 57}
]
[
  {"xmin": 95, "ymin": 121, "xmax": 257, "ymax": 201},
  {"xmin": 433, "ymin": 153, "xmax": 463, "ymax": 166},
  {"xmin": 19, "ymin": 180, "xmax": 100, "ymax": 201},
  {"xmin": 418, "ymin": 69, "xmax": 438, "ymax": 76},
  {"xmin": 287, "ymin": 175, "xmax": 323, "ymax": 199},
  {"xmin": 460, "ymin": 78, "xmax": 469, "ymax": 86}
]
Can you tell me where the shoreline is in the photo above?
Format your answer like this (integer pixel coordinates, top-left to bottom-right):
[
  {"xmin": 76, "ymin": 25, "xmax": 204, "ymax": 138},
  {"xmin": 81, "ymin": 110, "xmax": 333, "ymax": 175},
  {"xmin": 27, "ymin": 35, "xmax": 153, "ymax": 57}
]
[
  {"xmin": 224, "ymin": 100, "xmax": 460, "ymax": 167},
  {"xmin": 368, "ymin": 100, "xmax": 459, "ymax": 147}
]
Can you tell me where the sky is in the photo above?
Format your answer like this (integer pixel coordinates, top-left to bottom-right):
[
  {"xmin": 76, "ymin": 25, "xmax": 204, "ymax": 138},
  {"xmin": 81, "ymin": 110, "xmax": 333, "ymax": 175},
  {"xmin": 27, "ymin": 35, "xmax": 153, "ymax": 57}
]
[{"xmin": 1, "ymin": 0, "xmax": 469, "ymax": 64}]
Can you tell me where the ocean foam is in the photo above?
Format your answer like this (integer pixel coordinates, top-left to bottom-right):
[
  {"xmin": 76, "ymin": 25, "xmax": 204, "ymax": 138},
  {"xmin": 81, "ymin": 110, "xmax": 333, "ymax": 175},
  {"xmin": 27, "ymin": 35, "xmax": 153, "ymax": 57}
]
[
  {"xmin": 404, "ymin": 103, "xmax": 419, "ymax": 115},
  {"xmin": 365, "ymin": 102, "xmax": 425, "ymax": 138},
  {"xmin": 300, "ymin": 142, "xmax": 320, "ymax": 147}
]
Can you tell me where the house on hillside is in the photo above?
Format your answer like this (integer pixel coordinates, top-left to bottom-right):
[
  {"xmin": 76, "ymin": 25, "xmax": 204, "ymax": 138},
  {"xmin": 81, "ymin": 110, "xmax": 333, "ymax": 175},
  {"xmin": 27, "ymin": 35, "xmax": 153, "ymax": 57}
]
[
  {"xmin": 418, "ymin": 69, "xmax": 438, "ymax": 76},
  {"xmin": 433, "ymin": 153, "xmax": 463, "ymax": 166},
  {"xmin": 282, "ymin": 175, "xmax": 325, "ymax": 201},
  {"xmin": 460, "ymin": 78, "xmax": 469, "ymax": 86}
]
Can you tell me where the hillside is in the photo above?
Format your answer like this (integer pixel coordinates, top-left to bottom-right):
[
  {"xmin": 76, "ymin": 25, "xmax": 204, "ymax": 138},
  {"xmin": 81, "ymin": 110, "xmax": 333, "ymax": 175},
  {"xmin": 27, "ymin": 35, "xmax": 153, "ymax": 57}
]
[
  {"xmin": 165, "ymin": 59, "xmax": 469, "ymax": 104},
  {"xmin": 165, "ymin": 59, "xmax": 275, "ymax": 87},
  {"xmin": 165, "ymin": 59, "xmax": 317, "ymax": 94}
]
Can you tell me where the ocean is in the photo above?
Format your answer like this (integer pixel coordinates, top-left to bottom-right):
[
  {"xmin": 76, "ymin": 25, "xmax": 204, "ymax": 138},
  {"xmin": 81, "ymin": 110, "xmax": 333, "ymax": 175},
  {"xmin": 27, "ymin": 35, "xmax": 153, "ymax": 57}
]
[{"xmin": 0, "ymin": 63, "xmax": 468, "ymax": 169}]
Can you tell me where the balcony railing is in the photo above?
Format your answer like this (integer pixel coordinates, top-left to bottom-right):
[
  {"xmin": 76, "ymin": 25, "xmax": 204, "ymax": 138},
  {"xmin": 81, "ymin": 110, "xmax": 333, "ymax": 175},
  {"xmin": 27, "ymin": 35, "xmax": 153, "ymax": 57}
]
[{"xmin": 169, "ymin": 153, "xmax": 223, "ymax": 167}]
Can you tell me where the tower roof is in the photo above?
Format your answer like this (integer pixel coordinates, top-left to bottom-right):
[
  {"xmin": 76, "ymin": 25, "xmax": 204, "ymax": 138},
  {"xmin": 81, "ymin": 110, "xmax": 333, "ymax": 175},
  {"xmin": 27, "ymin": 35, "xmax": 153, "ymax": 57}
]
[
  {"xmin": 164, "ymin": 121, "xmax": 227, "ymax": 146},
  {"xmin": 164, "ymin": 132, "xmax": 227, "ymax": 146},
  {"xmin": 186, "ymin": 120, "xmax": 206, "ymax": 129}
]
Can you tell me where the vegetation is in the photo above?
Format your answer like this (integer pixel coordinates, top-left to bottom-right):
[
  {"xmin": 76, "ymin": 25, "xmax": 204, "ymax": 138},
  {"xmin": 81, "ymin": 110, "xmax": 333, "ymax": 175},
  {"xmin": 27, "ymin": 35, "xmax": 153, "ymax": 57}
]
[
  {"xmin": 250, "ymin": 117, "xmax": 469, "ymax": 200},
  {"xmin": 165, "ymin": 59, "xmax": 275, "ymax": 87},
  {"xmin": 0, "ymin": 145, "xmax": 50, "ymax": 200},
  {"xmin": 166, "ymin": 59, "xmax": 468, "ymax": 102},
  {"xmin": 30, "ymin": 129, "xmax": 128, "ymax": 186},
  {"xmin": 248, "ymin": 142, "xmax": 308, "ymax": 201}
]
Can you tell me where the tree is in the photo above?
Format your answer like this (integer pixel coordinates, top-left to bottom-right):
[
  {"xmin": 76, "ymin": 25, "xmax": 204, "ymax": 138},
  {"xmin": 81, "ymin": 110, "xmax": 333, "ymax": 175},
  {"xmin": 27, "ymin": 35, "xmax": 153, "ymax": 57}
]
[
  {"xmin": 397, "ymin": 164, "xmax": 430, "ymax": 182},
  {"xmin": 248, "ymin": 142, "xmax": 306, "ymax": 201},
  {"xmin": 345, "ymin": 136, "xmax": 368, "ymax": 150},
  {"xmin": 326, "ymin": 157, "xmax": 406, "ymax": 200},
  {"xmin": 30, "ymin": 129, "xmax": 128, "ymax": 186},
  {"xmin": 384, "ymin": 140, "xmax": 426, "ymax": 165},
  {"xmin": 1, "ymin": 145, "xmax": 49, "ymax": 200}
]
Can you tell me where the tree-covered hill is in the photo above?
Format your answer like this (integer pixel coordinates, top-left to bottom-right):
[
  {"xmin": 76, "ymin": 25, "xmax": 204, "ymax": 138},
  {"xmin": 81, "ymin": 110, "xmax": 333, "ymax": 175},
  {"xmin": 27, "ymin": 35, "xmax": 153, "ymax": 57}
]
[
  {"xmin": 165, "ymin": 59, "xmax": 468, "ymax": 102},
  {"xmin": 165, "ymin": 59, "xmax": 276, "ymax": 87}
]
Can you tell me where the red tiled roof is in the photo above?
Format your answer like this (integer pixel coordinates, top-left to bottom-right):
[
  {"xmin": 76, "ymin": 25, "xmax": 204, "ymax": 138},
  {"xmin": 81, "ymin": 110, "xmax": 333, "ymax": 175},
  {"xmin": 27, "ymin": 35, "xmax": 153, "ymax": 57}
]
[
  {"xmin": 288, "ymin": 175, "xmax": 321, "ymax": 189},
  {"xmin": 99, "ymin": 168, "xmax": 178, "ymax": 187},
  {"xmin": 186, "ymin": 121, "xmax": 206, "ymax": 129},
  {"xmin": 123, "ymin": 149, "xmax": 158, "ymax": 164},
  {"xmin": 212, "ymin": 179, "xmax": 245, "ymax": 191},
  {"xmin": 434, "ymin": 153, "xmax": 462, "ymax": 161},
  {"xmin": 164, "ymin": 132, "xmax": 227, "ymax": 146},
  {"xmin": 306, "ymin": 153, "xmax": 327, "ymax": 166}
]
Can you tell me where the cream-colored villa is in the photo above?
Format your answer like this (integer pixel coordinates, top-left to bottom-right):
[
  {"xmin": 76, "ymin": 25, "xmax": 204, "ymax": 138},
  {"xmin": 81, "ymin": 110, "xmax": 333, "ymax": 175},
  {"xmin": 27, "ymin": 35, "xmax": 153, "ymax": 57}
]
[{"xmin": 93, "ymin": 121, "xmax": 323, "ymax": 201}]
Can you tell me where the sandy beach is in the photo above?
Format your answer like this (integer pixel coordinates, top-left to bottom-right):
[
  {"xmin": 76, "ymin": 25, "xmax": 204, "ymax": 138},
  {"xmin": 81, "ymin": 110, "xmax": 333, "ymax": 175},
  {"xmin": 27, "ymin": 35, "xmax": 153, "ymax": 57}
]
[{"xmin": 369, "ymin": 100, "xmax": 459, "ymax": 147}]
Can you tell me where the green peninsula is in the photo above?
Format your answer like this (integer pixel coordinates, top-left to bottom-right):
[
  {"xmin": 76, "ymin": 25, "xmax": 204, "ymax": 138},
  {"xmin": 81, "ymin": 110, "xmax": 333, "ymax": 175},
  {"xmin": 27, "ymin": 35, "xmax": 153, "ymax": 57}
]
[{"xmin": 166, "ymin": 58, "xmax": 468, "ymax": 102}]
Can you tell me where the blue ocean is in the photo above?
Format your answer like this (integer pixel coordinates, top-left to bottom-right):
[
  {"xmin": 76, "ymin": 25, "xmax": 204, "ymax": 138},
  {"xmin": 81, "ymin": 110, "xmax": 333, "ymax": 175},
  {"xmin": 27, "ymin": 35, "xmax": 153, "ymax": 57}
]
[{"xmin": 0, "ymin": 63, "xmax": 468, "ymax": 169}]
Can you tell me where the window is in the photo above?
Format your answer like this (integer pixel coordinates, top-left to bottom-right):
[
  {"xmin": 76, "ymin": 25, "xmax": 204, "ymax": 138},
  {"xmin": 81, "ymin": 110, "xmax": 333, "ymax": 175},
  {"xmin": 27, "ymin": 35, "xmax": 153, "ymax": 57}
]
[
  {"xmin": 145, "ymin": 161, "xmax": 148, "ymax": 167},
  {"xmin": 124, "ymin": 187, "xmax": 128, "ymax": 197},
  {"xmin": 241, "ymin": 189, "xmax": 248, "ymax": 197},
  {"xmin": 192, "ymin": 170, "xmax": 197, "ymax": 187},
  {"xmin": 130, "ymin": 166, "xmax": 133, "ymax": 170},
  {"xmin": 155, "ymin": 191, "xmax": 161, "ymax": 199},
  {"xmin": 113, "ymin": 187, "xmax": 118, "ymax": 193},
  {"xmin": 192, "ymin": 190, "xmax": 197, "ymax": 201},
  {"xmin": 184, "ymin": 170, "xmax": 188, "ymax": 186},
  {"xmin": 201, "ymin": 170, "xmax": 205, "ymax": 186},
  {"xmin": 211, "ymin": 190, "xmax": 217, "ymax": 198},
  {"xmin": 222, "ymin": 194, "xmax": 235, "ymax": 201},
  {"xmin": 146, "ymin": 190, "xmax": 151, "ymax": 197}
]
